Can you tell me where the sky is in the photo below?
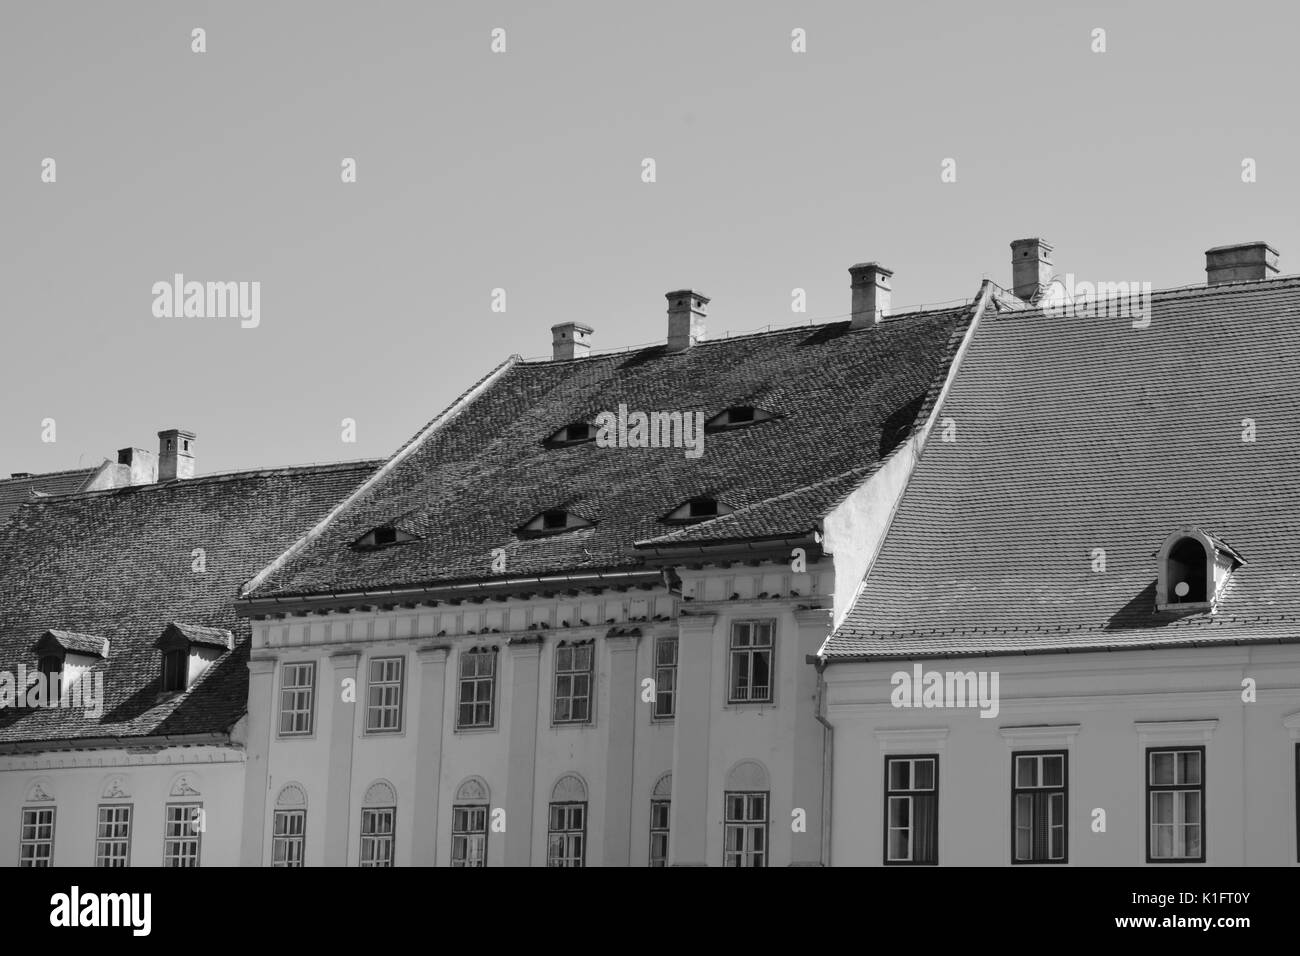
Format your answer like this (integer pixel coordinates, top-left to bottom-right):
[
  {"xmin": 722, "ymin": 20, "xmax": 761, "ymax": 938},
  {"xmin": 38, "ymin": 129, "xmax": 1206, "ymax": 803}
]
[{"xmin": 2, "ymin": 0, "xmax": 1296, "ymax": 476}]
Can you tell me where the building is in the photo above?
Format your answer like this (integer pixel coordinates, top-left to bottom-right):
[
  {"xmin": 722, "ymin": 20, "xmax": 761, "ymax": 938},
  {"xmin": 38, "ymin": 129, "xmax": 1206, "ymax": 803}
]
[
  {"xmin": 233, "ymin": 273, "xmax": 984, "ymax": 866},
  {"xmin": 820, "ymin": 241, "xmax": 1300, "ymax": 865},
  {"xmin": 0, "ymin": 431, "xmax": 377, "ymax": 866}
]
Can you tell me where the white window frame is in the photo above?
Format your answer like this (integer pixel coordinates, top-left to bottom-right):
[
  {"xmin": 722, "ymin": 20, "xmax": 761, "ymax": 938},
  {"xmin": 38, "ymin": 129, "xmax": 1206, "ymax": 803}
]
[
  {"xmin": 546, "ymin": 802, "xmax": 587, "ymax": 867},
  {"xmin": 163, "ymin": 802, "xmax": 202, "ymax": 867},
  {"xmin": 653, "ymin": 637, "xmax": 677, "ymax": 719},
  {"xmin": 279, "ymin": 661, "xmax": 316, "ymax": 737},
  {"xmin": 1011, "ymin": 752, "xmax": 1067, "ymax": 864},
  {"xmin": 649, "ymin": 798, "xmax": 670, "ymax": 867},
  {"xmin": 359, "ymin": 806, "xmax": 396, "ymax": 867},
  {"xmin": 553, "ymin": 642, "xmax": 594, "ymax": 725},
  {"xmin": 95, "ymin": 804, "xmax": 132, "ymax": 867},
  {"xmin": 272, "ymin": 809, "xmax": 306, "ymax": 867},
  {"xmin": 456, "ymin": 647, "xmax": 497, "ymax": 730},
  {"xmin": 19, "ymin": 806, "xmax": 55, "ymax": 867},
  {"xmin": 365, "ymin": 656, "xmax": 405, "ymax": 734},
  {"xmin": 1147, "ymin": 747, "xmax": 1205, "ymax": 862},
  {"xmin": 723, "ymin": 791, "xmax": 768, "ymax": 867},
  {"xmin": 728, "ymin": 620, "xmax": 774, "ymax": 704},
  {"xmin": 450, "ymin": 804, "xmax": 488, "ymax": 867},
  {"xmin": 884, "ymin": 756, "xmax": 938, "ymax": 865}
]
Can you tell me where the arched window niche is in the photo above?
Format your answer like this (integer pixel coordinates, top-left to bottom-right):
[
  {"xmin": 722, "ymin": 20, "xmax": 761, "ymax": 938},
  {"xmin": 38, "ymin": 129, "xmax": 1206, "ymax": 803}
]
[{"xmin": 1155, "ymin": 527, "xmax": 1244, "ymax": 613}]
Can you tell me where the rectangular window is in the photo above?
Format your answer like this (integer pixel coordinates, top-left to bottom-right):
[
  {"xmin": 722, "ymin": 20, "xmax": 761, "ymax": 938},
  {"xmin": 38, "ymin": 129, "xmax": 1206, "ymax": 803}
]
[
  {"xmin": 95, "ymin": 805, "xmax": 132, "ymax": 867},
  {"xmin": 723, "ymin": 791, "xmax": 768, "ymax": 867},
  {"xmin": 279, "ymin": 662, "xmax": 316, "ymax": 736},
  {"xmin": 19, "ymin": 807, "xmax": 55, "ymax": 867},
  {"xmin": 451, "ymin": 805, "xmax": 488, "ymax": 867},
  {"xmin": 649, "ymin": 799, "xmax": 670, "ymax": 867},
  {"xmin": 1012, "ymin": 751, "xmax": 1067, "ymax": 864},
  {"xmin": 360, "ymin": 807, "xmax": 395, "ymax": 867},
  {"xmin": 272, "ymin": 810, "xmax": 305, "ymax": 867},
  {"xmin": 163, "ymin": 803, "xmax": 202, "ymax": 867},
  {"xmin": 653, "ymin": 637, "xmax": 677, "ymax": 719},
  {"xmin": 553, "ymin": 642, "xmax": 593, "ymax": 724},
  {"xmin": 365, "ymin": 657, "xmax": 405, "ymax": 734},
  {"xmin": 546, "ymin": 802, "xmax": 587, "ymax": 867},
  {"xmin": 884, "ymin": 755, "xmax": 938, "ymax": 865},
  {"xmin": 1147, "ymin": 747, "xmax": 1205, "ymax": 862},
  {"xmin": 728, "ymin": 621, "xmax": 774, "ymax": 703},
  {"xmin": 162, "ymin": 648, "xmax": 188, "ymax": 692},
  {"xmin": 456, "ymin": 648, "xmax": 497, "ymax": 730}
]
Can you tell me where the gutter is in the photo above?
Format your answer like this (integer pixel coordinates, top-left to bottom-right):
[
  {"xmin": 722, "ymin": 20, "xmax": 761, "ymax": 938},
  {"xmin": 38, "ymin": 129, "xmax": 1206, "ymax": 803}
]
[
  {"xmin": 0, "ymin": 731, "xmax": 233, "ymax": 756},
  {"xmin": 811, "ymin": 654, "xmax": 834, "ymax": 868}
]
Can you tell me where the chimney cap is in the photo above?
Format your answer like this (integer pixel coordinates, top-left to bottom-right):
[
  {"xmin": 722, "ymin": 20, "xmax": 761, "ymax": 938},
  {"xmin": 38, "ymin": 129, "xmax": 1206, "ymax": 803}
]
[
  {"xmin": 1011, "ymin": 237, "xmax": 1054, "ymax": 252},
  {"xmin": 1206, "ymin": 240, "xmax": 1278, "ymax": 255},
  {"xmin": 848, "ymin": 262, "xmax": 894, "ymax": 278},
  {"xmin": 158, "ymin": 428, "xmax": 196, "ymax": 440},
  {"xmin": 665, "ymin": 289, "xmax": 710, "ymax": 304},
  {"xmin": 550, "ymin": 321, "xmax": 594, "ymax": 334}
]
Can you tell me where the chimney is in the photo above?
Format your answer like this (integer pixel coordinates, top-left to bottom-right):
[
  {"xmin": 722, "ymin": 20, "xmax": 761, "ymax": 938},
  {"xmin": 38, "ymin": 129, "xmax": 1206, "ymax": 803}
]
[
  {"xmin": 665, "ymin": 290, "xmax": 709, "ymax": 352},
  {"xmin": 551, "ymin": 322, "xmax": 593, "ymax": 361},
  {"xmin": 1206, "ymin": 242, "xmax": 1279, "ymax": 285},
  {"xmin": 1011, "ymin": 238, "xmax": 1054, "ymax": 301},
  {"xmin": 117, "ymin": 447, "xmax": 158, "ymax": 486},
  {"xmin": 849, "ymin": 263, "xmax": 893, "ymax": 328},
  {"xmin": 158, "ymin": 429, "xmax": 196, "ymax": 482}
]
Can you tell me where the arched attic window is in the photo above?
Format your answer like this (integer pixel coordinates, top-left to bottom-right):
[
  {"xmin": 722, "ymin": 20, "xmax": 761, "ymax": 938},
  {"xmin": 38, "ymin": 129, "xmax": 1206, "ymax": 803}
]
[
  {"xmin": 544, "ymin": 422, "xmax": 597, "ymax": 448},
  {"xmin": 1155, "ymin": 527, "xmax": 1244, "ymax": 613},
  {"xmin": 704, "ymin": 406, "xmax": 777, "ymax": 433},
  {"xmin": 661, "ymin": 496, "xmax": 735, "ymax": 525}
]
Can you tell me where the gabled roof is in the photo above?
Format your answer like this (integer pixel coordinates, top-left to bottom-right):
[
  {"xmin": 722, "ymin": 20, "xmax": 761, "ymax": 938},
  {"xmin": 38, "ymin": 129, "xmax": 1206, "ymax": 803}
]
[
  {"xmin": 243, "ymin": 305, "xmax": 976, "ymax": 602},
  {"xmin": 0, "ymin": 460, "xmax": 379, "ymax": 745},
  {"xmin": 0, "ymin": 468, "xmax": 93, "ymax": 527},
  {"xmin": 35, "ymin": 630, "xmax": 109, "ymax": 659},
  {"xmin": 825, "ymin": 275, "xmax": 1300, "ymax": 660},
  {"xmin": 157, "ymin": 622, "xmax": 234, "ymax": 651}
]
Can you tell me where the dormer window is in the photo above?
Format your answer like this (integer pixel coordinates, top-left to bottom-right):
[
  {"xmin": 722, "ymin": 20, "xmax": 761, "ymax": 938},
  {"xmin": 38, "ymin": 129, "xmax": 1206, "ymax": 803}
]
[
  {"xmin": 30, "ymin": 631, "xmax": 109, "ymax": 701},
  {"xmin": 162, "ymin": 649, "xmax": 188, "ymax": 692},
  {"xmin": 353, "ymin": 526, "xmax": 417, "ymax": 550},
  {"xmin": 38, "ymin": 654, "xmax": 61, "ymax": 679},
  {"xmin": 544, "ymin": 422, "xmax": 597, "ymax": 448},
  {"xmin": 704, "ymin": 406, "xmax": 776, "ymax": 432},
  {"xmin": 1155, "ymin": 528, "xmax": 1244, "ymax": 613},
  {"xmin": 662, "ymin": 496, "xmax": 735, "ymax": 525},
  {"xmin": 517, "ymin": 508, "xmax": 595, "ymax": 538},
  {"xmin": 155, "ymin": 622, "xmax": 234, "ymax": 694}
]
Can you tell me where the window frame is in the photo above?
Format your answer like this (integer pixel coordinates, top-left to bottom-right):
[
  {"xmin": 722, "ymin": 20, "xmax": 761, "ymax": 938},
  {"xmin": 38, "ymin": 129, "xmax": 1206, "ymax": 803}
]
[
  {"xmin": 94, "ymin": 803, "xmax": 133, "ymax": 867},
  {"xmin": 722, "ymin": 790, "xmax": 769, "ymax": 867},
  {"xmin": 552, "ymin": 641, "xmax": 594, "ymax": 726},
  {"xmin": 364, "ymin": 656, "xmax": 406, "ymax": 735},
  {"xmin": 1010, "ymin": 750, "xmax": 1068, "ymax": 865},
  {"xmin": 727, "ymin": 620, "xmax": 775, "ymax": 705},
  {"xmin": 649, "ymin": 798, "xmax": 671, "ymax": 867},
  {"xmin": 161, "ymin": 647, "xmax": 188, "ymax": 693},
  {"xmin": 450, "ymin": 804, "xmax": 489, "ymax": 867},
  {"xmin": 546, "ymin": 801, "xmax": 587, "ymax": 867},
  {"xmin": 278, "ymin": 661, "xmax": 317, "ymax": 738},
  {"xmin": 162, "ymin": 802, "xmax": 202, "ymax": 867},
  {"xmin": 455, "ymin": 646, "xmax": 498, "ymax": 731},
  {"xmin": 883, "ymin": 754, "xmax": 939, "ymax": 866},
  {"xmin": 272, "ymin": 808, "xmax": 306, "ymax": 867},
  {"xmin": 1145, "ymin": 745, "xmax": 1206, "ymax": 864},
  {"xmin": 19, "ymin": 805, "xmax": 56, "ymax": 867},
  {"xmin": 359, "ymin": 806, "xmax": 396, "ymax": 867},
  {"xmin": 652, "ymin": 636, "xmax": 678, "ymax": 720}
]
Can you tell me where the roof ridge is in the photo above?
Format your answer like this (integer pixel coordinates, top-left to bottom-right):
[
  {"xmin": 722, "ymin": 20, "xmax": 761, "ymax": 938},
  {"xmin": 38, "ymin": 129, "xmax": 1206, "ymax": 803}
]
[{"xmin": 0, "ymin": 466, "xmax": 95, "ymax": 483}]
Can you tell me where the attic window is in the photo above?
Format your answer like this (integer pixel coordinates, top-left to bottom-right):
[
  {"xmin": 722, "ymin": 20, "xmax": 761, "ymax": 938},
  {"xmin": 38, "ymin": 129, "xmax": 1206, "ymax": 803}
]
[
  {"xmin": 155, "ymin": 622, "xmax": 234, "ymax": 694},
  {"xmin": 544, "ymin": 422, "xmax": 596, "ymax": 448},
  {"xmin": 704, "ymin": 406, "xmax": 775, "ymax": 432},
  {"xmin": 517, "ymin": 508, "xmax": 595, "ymax": 538},
  {"xmin": 162, "ymin": 649, "xmax": 188, "ymax": 692},
  {"xmin": 1155, "ymin": 528, "xmax": 1244, "ymax": 614},
  {"xmin": 38, "ymin": 654, "xmax": 61, "ymax": 679},
  {"xmin": 353, "ymin": 526, "xmax": 417, "ymax": 550},
  {"xmin": 662, "ymin": 496, "xmax": 735, "ymax": 525}
]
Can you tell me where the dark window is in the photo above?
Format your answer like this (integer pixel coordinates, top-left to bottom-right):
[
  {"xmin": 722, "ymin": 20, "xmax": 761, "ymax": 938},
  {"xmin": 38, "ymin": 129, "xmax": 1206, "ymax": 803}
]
[
  {"xmin": 373, "ymin": 527, "xmax": 397, "ymax": 546},
  {"xmin": 546, "ymin": 803, "xmax": 586, "ymax": 867},
  {"xmin": 1011, "ymin": 751, "xmax": 1067, "ymax": 863},
  {"xmin": 545, "ymin": 423, "xmax": 595, "ymax": 447},
  {"xmin": 38, "ymin": 654, "xmax": 61, "ymax": 679},
  {"xmin": 272, "ymin": 810, "xmax": 305, "ymax": 867},
  {"xmin": 1167, "ymin": 538, "xmax": 1208, "ymax": 604},
  {"xmin": 451, "ymin": 805, "xmax": 488, "ymax": 867},
  {"xmin": 704, "ymin": 406, "xmax": 775, "ymax": 432},
  {"xmin": 1147, "ymin": 747, "xmax": 1205, "ymax": 862},
  {"xmin": 653, "ymin": 637, "xmax": 677, "ymax": 719},
  {"xmin": 728, "ymin": 621, "xmax": 774, "ymax": 704},
  {"xmin": 884, "ymin": 755, "xmax": 938, "ymax": 865},
  {"xmin": 649, "ymin": 799, "xmax": 670, "ymax": 867},
  {"xmin": 162, "ymin": 649, "xmax": 188, "ymax": 692},
  {"xmin": 723, "ymin": 791, "xmax": 768, "ymax": 867},
  {"xmin": 542, "ymin": 510, "xmax": 568, "ymax": 530}
]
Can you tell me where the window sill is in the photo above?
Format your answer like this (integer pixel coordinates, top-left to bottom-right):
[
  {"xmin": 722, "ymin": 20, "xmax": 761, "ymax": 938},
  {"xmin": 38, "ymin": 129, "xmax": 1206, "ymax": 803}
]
[{"xmin": 453, "ymin": 724, "xmax": 499, "ymax": 735}]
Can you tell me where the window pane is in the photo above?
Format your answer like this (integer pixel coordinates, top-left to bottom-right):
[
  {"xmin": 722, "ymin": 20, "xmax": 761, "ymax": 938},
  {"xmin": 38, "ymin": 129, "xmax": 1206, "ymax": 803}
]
[
  {"xmin": 1150, "ymin": 751, "xmax": 1174, "ymax": 786},
  {"xmin": 1178, "ymin": 751, "xmax": 1201, "ymax": 785},
  {"xmin": 888, "ymin": 759, "xmax": 910, "ymax": 791},
  {"xmin": 912, "ymin": 759, "xmax": 934, "ymax": 790}
]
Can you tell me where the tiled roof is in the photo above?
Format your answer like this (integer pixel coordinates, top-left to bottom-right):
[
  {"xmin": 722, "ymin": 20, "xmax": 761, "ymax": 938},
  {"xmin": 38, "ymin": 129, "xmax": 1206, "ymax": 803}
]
[
  {"xmin": 159, "ymin": 622, "xmax": 234, "ymax": 650},
  {"xmin": 0, "ymin": 469, "xmax": 93, "ymax": 528},
  {"xmin": 0, "ymin": 461, "xmax": 379, "ymax": 745},
  {"xmin": 36, "ymin": 630, "xmax": 109, "ymax": 658},
  {"xmin": 825, "ymin": 276, "xmax": 1300, "ymax": 660},
  {"xmin": 245, "ymin": 306, "xmax": 975, "ymax": 600}
]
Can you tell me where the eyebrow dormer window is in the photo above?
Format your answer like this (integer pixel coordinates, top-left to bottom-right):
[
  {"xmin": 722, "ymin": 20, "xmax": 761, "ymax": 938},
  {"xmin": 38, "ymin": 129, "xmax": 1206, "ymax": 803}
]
[
  {"xmin": 662, "ymin": 496, "xmax": 735, "ymax": 525},
  {"xmin": 353, "ymin": 526, "xmax": 417, "ymax": 550},
  {"xmin": 704, "ymin": 406, "xmax": 775, "ymax": 432},
  {"xmin": 1155, "ymin": 528, "xmax": 1244, "ymax": 614},
  {"xmin": 544, "ymin": 423, "xmax": 596, "ymax": 448},
  {"xmin": 517, "ymin": 508, "xmax": 595, "ymax": 538}
]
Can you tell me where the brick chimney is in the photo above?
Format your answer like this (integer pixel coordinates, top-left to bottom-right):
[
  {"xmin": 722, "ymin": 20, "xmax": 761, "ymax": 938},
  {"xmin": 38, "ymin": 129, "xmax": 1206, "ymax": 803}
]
[
  {"xmin": 1011, "ymin": 238, "xmax": 1054, "ymax": 301},
  {"xmin": 1206, "ymin": 242, "xmax": 1278, "ymax": 285},
  {"xmin": 117, "ymin": 447, "xmax": 158, "ymax": 485},
  {"xmin": 849, "ymin": 263, "xmax": 893, "ymax": 328},
  {"xmin": 666, "ymin": 290, "xmax": 708, "ymax": 352},
  {"xmin": 551, "ymin": 322, "xmax": 593, "ymax": 361},
  {"xmin": 158, "ymin": 429, "xmax": 196, "ymax": 482}
]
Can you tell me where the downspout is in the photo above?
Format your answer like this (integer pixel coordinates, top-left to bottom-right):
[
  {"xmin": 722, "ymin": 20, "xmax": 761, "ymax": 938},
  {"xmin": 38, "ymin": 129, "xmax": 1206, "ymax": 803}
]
[{"xmin": 814, "ymin": 657, "xmax": 834, "ymax": 867}]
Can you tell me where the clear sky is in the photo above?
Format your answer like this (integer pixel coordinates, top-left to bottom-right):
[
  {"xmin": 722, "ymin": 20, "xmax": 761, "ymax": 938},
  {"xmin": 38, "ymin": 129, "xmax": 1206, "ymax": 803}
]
[{"xmin": 2, "ymin": 0, "xmax": 1296, "ymax": 476}]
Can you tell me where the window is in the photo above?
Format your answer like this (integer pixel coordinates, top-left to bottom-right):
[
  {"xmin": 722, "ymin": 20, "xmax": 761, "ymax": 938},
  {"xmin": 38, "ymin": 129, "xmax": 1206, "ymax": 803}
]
[
  {"xmin": 279, "ymin": 662, "xmax": 316, "ymax": 736},
  {"xmin": 451, "ymin": 805, "xmax": 488, "ymax": 867},
  {"xmin": 1147, "ymin": 747, "xmax": 1205, "ymax": 862},
  {"xmin": 1012, "ymin": 752, "xmax": 1067, "ymax": 864},
  {"xmin": 723, "ymin": 792, "xmax": 768, "ymax": 867},
  {"xmin": 365, "ymin": 657, "xmax": 405, "ymax": 733},
  {"xmin": 161, "ymin": 648, "xmax": 187, "ymax": 692},
  {"xmin": 272, "ymin": 810, "xmax": 306, "ymax": 867},
  {"xmin": 728, "ymin": 621, "xmax": 774, "ymax": 704},
  {"xmin": 553, "ymin": 642, "xmax": 593, "ymax": 724},
  {"xmin": 163, "ymin": 803, "xmax": 202, "ymax": 867},
  {"xmin": 19, "ymin": 807, "xmax": 55, "ymax": 866},
  {"xmin": 1155, "ymin": 528, "xmax": 1244, "ymax": 613},
  {"xmin": 457, "ymin": 647, "xmax": 497, "ymax": 729},
  {"xmin": 544, "ymin": 422, "xmax": 596, "ymax": 447},
  {"xmin": 649, "ymin": 799, "xmax": 671, "ymax": 867},
  {"xmin": 38, "ymin": 654, "xmax": 61, "ymax": 680},
  {"xmin": 352, "ymin": 526, "xmax": 417, "ymax": 550},
  {"xmin": 704, "ymin": 405, "xmax": 776, "ymax": 432},
  {"xmin": 95, "ymin": 805, "xmax": 132, "ymax": 867},
  {"xmin": 517, "ymin": 508, "xmax": 595, "ymax": 538},
  {"xmin": 1166, "ymin": 538, "xmax": 1208, "ymax": 604},
  {"xmin": 884, "ymin": 755, "xmax": 938, "ymax": 865},
  {"xmin": 360, "ymin": 807, "xmax": 395, "ymax": 867},
  {"xmin": 661, "ymin": 496, "xmax": 736, "ymax": 525},
  {"xmin": 653, "ymin": 637, "xmax": 678, "ymax": 719},
  {"xmin": 547, "ymin": 803, "xmax": 587, "ymax": 867}
]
